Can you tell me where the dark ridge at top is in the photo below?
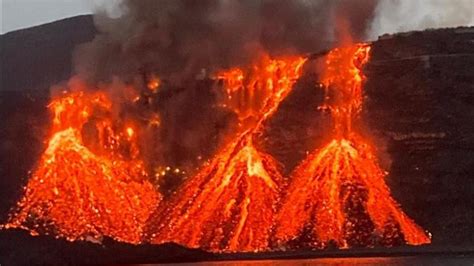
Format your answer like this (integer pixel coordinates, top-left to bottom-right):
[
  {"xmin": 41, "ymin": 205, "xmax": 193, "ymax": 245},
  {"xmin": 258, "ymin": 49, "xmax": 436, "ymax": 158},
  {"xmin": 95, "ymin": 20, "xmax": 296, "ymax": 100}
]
[
  {"xmin": 0, "ymin": 16, "xmax": 473, "ymax": 264},
  {"xmin": 377, "ymin": 26, "xmax": 474, "ymax": 40},
  {"xmin": 0, "ymin": 15, "xmax": 96, "ymax": 92}
]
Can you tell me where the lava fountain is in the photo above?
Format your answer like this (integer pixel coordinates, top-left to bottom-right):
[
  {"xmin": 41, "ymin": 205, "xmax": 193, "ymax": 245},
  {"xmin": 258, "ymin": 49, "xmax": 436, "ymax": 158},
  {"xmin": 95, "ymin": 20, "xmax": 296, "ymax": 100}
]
[
  {"xmin": 274, "ymin": 44, "xmax": 431, "ymax": 248},
  {"xmin": 146, "ymin": 55, "xmax": 307, "ymax": 252},
  {"xmin": 3, "ymin": 90, "xmax": 160, "ymax": 244}
]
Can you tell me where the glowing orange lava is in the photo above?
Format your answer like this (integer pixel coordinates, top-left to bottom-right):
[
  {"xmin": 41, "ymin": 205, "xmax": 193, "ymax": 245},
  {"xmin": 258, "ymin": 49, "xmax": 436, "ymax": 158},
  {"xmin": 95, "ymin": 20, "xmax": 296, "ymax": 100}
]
[
  {"xmin": 274, "ymin": 44, "xmax": 431, "ymax": 248},
  {"xmin": 146, "ymin": 56, "xmax": 307, "ymax": 252},
  {"xmin": 147, "ymin": 74, "xmax": 161, "ymax": 93},
  {"xmin": 217, "ymin": 55, "xmax": 307, "ymax": 126},
  {"xmin": 4, "ymin": 90, "xmax": 160, "ymax": 244}
]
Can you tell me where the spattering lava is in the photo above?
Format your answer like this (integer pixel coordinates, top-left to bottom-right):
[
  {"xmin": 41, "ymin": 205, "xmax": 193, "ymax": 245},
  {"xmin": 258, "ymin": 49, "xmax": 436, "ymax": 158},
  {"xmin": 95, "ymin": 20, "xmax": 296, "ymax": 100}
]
[
  {"xmin": 145, "ymin": 56, "xmax": 307, "ymax": 252},
  {"xmin": 2, "ymin": 44, "xmax": 431, "ymax": 252},
  {"xmin": 3, "ymin": 91, "xmax": 160, "ymax": 244},
  {"xmin": 274, "ymin": 44, "xmax": 431, "ymax": 248}
]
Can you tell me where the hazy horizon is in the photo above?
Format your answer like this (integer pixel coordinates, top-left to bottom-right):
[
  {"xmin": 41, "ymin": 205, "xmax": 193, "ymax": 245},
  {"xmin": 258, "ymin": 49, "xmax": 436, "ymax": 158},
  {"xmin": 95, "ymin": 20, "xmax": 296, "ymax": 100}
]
[
  {"xmin": 1, "ymin": 0, "xmax": 473, "ymax": 35},
  {"xmin": 1, "ymin": 0, "xmax": 92, "ymax": 34}
]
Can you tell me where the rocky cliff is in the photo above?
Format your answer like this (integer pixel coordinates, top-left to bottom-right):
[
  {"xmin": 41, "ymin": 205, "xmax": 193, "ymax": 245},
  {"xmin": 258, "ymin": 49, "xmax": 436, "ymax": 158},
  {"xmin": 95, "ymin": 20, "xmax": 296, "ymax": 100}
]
[{"xmin": 0, "ymin": 17, "xmax": 473, "ymax": 264}]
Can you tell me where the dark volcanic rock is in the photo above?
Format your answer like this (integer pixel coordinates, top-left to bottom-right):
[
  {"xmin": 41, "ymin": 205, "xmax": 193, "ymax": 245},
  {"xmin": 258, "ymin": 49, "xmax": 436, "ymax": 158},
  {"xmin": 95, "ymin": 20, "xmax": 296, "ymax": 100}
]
[
  {"xmin": 0, "ymin": 14, "xmax": 96, "ymax": 224},
  {"xmin": 0, "ymin": 16, "xmax": 473, "ymax": 264},
  {"xmin": 0, "ymin": 91, "xmax": 50, "ymax": 221},
  {"xmin": 0, "ymin": 15, "xmax": 95, "ymax": 92},
  {"xmin": 364, "ymin": 27, "xmax": 474, "ymax": 245},
  {"xmin": 0, "ymin": 229, "xmax": 214, "ymax": 265}
]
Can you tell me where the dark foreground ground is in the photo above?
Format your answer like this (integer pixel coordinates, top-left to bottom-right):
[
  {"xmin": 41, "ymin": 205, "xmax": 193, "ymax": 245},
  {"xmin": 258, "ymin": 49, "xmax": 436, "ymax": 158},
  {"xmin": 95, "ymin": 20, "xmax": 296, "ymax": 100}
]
[
  {"xmin": 1, "ymin": 230, "xmax": 473, "ymax": 265},
  {"xmin": 1, "ymin": 16, "xmax": 473, "ymax": 265}
]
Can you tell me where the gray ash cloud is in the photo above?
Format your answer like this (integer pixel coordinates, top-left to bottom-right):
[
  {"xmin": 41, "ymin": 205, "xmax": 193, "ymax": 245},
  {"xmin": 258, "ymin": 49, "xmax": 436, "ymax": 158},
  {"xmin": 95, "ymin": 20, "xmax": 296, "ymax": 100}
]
[
  {"xmin": 74, "ymin": 0, "xmax": 378, "ymax": 85},
  {"xmin": 71, "ymin": 0, "xmax": 378, "ymax": 179}
]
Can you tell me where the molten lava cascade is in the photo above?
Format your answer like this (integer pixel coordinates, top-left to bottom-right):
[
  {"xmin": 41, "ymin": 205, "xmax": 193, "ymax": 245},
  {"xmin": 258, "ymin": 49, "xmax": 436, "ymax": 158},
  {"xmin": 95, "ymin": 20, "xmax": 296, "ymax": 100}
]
[
  {"xmin": 4, "ymin": 90, "xmax": 160, "ymax": 244},
  {"xmin": 146, "ymin": 56, "xmax": 307, "ymax": 252},
  {"xmin": 274, "ymin": 44, "xmax": 431, "ymax": 248}
]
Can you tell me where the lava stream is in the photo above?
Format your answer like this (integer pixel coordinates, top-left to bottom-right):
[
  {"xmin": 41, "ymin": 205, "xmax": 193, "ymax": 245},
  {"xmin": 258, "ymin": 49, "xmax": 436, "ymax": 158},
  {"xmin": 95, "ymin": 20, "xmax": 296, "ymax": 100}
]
[
  {"xmin": 4, "ymin": 91, "xmax": 160, "ymax": 244},
  {"xmin": 275, "ymin": 135, "xmax": 431, "ymax": 247},
  {"xmin": 146, "ymin": 56, "xmax": 306, "ymax": 252},
  {"xmin": 274, "ymin": 44, "xmax": 431, "ymax": 248},
  {"xmin": 147, "ymin": 132, "xmax": 283, "ymax": 251}
]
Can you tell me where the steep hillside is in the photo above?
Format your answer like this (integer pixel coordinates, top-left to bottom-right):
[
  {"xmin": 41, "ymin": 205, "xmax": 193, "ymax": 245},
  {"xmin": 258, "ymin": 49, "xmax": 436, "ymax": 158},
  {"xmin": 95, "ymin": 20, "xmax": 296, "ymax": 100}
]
[
  {"xmin": 0, "ymin": 15, "xmax": 95, "ymax": 92},
  {"xmin": 0, "ymin": 16, "xmax": 473, "ymax": 264}
]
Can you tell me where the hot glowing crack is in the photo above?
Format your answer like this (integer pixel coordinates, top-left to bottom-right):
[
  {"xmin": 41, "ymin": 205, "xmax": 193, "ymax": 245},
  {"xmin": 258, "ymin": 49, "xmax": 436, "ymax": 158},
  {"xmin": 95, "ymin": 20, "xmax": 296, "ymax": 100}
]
[
  {"xmin": 2, "ymin": 44, "xmax": 431, "ymax": 252},
  {"xmin": 145, "ymin": 56, "xmax": 307, "ymax": 252},
  {"xmin": 274, "ymin": 44, "xmax": 431, "ymax": 248},
  {"xmin": 4, "ymin": 91, "xmax": 160, "ymax": 244}
]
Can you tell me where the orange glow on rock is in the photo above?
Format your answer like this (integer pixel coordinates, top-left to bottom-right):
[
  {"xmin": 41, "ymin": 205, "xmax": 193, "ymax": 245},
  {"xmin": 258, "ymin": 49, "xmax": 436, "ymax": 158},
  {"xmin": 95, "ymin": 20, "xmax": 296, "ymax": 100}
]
[
  {"xmin": 147, "ymin": 74, "xmax": 161, "ymax": 93},
  {"xmin": 147, "ymin": 132, "xmax": 283, "ymax": 252},
  {"xmin": 146, "ymin": 55, "xmax": 307, "ymax": 252},
  {"xmin": 274, "ymin": 44, "xmax": 431, "ymax": 248},
  {"xmin": 216, "ymin": 55, "xmax": 307, "ymax": 127},
  {"xmin": 4, "ymin": 91, "xmax": 160, "ymax": 244},
  {"xmin": 2, "ymin": 43, "xmax": 431, "ymax": 252},
  {"xmin": 126, "ymin": 127, "xmax": 135, "ymax": 138}
]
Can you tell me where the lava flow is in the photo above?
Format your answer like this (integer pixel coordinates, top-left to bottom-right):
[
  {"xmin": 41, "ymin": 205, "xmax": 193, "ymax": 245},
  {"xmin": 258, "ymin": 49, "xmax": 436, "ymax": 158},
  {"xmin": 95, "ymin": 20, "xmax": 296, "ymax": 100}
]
[
  {"xmin": 146, "ymin": 56, "xmax": 306, "ymax": 252},
  {"xmin": 274, "ymin": 44, "xmax": 431, "ymax": 248},
  {"xmin": 4, "ymin": 90, "xmax": 160, "ymax": 244}
]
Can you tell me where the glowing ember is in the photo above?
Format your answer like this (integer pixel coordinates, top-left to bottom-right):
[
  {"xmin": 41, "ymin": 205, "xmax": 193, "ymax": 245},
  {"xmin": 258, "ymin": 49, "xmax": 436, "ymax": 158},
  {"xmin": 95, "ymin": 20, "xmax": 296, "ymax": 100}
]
[
  {"xmin": 147, "ymin": 74, "xmax": 161, "ymax": 93},
  {"xmin": 4, "ymin": 91, "xmax": 160, "ymax": 244},
  {"xmin": 274, "ymin": 44, "xmax": 431, "ymax": 248},
  {"xmin": 146, "ymin": 56, "xmax": 306, "ymax": 252},
  {"xmin": 147, "ymin": 133, "xmax": 283, "ymax": 251}
]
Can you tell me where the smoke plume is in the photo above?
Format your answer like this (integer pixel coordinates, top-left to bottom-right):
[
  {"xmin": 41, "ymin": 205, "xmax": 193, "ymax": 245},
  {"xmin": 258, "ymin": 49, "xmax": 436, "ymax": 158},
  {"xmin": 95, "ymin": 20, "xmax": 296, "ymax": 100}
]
[
  {"xmin": 73, "ymin": 0, "xmax": 472, "ymax": 172},
  {"xmin": 75, "ymin": 0, "xmax": 378, "ymax": 85},
  {"xmin": 70, "ymin": 0, "xmax": 379, "ymax": 174},
  {"xmin": 368, "ymin": 0, "xmax": 474, "ymax": 39}
]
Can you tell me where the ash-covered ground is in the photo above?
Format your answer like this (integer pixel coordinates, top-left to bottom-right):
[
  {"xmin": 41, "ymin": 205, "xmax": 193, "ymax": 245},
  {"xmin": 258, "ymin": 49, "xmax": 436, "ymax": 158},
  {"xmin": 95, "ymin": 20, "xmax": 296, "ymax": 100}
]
[{"xmin": 0, "ymin": 16, "xmax": 473, "ymax": 264}]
